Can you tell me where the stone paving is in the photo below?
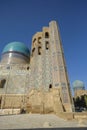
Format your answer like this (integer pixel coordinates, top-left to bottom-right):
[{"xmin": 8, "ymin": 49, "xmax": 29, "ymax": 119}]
[{"xmin": 0, "ymin": 114, "xmax": 87, "ymax": 129}]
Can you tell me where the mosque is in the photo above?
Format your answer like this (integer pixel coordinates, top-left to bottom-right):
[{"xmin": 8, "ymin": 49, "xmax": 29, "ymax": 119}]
[
  {"xmin": 73, "ymin": 80, "xmax": 87, "ymax": 98},
  {"xmin": 0, "ymin": 21, "xmax": 75, "ymax": 114}
]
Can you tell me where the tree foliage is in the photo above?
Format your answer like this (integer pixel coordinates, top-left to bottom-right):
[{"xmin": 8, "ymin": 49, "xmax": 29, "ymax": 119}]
[{"xmin": 73, "ymin": 95, "xmax": 87, "ymax": 108}]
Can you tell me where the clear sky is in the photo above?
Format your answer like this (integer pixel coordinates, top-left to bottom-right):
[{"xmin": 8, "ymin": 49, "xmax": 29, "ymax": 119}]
[{"xmin": 0, "ymin": 0, "xmax": 87, "ymax": 92}]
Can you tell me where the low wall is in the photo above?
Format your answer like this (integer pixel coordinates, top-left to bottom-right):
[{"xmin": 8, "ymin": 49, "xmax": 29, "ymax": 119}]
[
  {"xmin": 0, "ymin": 109, "xmax": 20, "ymax": 115},
  {"xmin": 56, "ymin": 112, "xmax": 74, "ymax": 120},
  {"xmin": 56, "ymin": 112, "xmax": 87, "ymax": 120},
  {"xmin": 74, "ymin": 112, "xmax": 87, "ymax": 119}
]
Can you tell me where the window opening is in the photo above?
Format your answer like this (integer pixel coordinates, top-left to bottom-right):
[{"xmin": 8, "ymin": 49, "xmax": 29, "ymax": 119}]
[
  {"xmin": 32, "ymin": 47, "xmax": 35, "ymax": 56},
  {"xmin": 27, "ymin": 66, "xmax": 29, "ymax": 70},
  {"xmin": 38, "ymin": 37, "xmax": 41, "ymax": 44},
  {"xmin": 0, "ymin": 79, "xmax": 6, "ymax": 88},
  {"xmin": 45, "ymin": 32, "xmax": 49, "ymax": 38},
  {"xmin": 32, "ymin": 47, "xmax": 35, "ymax": 52},
  {"xmin": 45, "ymin": 41, "xmax": 49, "ymax": 50},
  {"xmin": 49, "ymin": 84, "xmax": 52, "ymax": 89},
  {"xmin": 33, "ymin": 38, "xmax": 36, "ymax": 43},
  {"xmin": 38, "ymin": 46, "xmax": 41, "ymax": 55}
]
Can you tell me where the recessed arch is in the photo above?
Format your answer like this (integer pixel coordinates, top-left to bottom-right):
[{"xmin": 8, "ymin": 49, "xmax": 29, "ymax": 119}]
[{"xmin": 45, "ymin": 32, "xmax": 49, "ymax": 38}]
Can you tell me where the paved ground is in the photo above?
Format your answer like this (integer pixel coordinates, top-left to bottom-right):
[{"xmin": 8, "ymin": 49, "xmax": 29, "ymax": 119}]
[{"xmin": 0, "ymin": 114, "xmax": 87, "ymax": 129}]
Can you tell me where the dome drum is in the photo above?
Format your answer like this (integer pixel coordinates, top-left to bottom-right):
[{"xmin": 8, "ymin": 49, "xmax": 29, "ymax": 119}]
[{"xmin": 1, "ymin": 52, "xmax": 29, "ymax": 64}]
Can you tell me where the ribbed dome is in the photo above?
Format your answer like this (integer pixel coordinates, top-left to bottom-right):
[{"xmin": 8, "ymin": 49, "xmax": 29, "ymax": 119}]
[
  {"xmin": 2, "ymin": 41, "xmax": 30, "ymax": 57},
  {"xmin": 72, "ymin": 80, "xmax": 85, "ymax": 89}
]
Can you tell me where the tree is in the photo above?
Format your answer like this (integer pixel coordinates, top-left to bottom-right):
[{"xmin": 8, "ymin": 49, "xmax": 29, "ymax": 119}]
[{"xmin": 84, "ymin": 95, "xmax": 87, "ymax": 108}]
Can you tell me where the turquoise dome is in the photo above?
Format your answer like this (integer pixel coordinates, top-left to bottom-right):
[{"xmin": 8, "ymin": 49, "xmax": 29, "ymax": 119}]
[
  {"xmin": 2, "ymin": 41, "xmax": 30, "ymax": 57},
  {"xmin": 72, "ymin": 80, "xmax": 85, "ymax": 89}
]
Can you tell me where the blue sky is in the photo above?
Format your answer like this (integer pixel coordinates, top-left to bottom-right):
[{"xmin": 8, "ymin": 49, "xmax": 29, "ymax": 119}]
[{"xmin": 0, "ymin": 0, "xmax": 87, "ymax": 92}]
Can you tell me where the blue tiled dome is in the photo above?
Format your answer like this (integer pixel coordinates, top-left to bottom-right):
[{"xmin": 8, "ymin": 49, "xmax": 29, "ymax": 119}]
[
  {"xmin": 72, "ymin": 80, "xmax": 85, "ymax": 89},
  {"xmin": 2, "ymin": 41, "xmax": 30, "ymax": 57}
]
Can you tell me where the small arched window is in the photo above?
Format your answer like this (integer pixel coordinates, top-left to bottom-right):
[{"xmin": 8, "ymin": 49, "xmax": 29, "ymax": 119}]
[
  {"xmin": 32, "ymin": 47, "xmax": 35, "ymax": 52},
  {"xmin": 38, "ymin": 46, "xmax": 41, "ymax": 55},
  {"xmin": 45, "ymin": 41, "xmax": 49, "ymax": 50},
  {"xmin": 32, "ymin": 47, "xmax": 35, "ymax": 57},
  {"xmin": 38, "ymin": 37, "xmax": 41, "ymax": 44},
  {"xmin": 0, "ymin": 79, "xmax": 6, "ymax": 88},
  {"xmin": 33, "ymin": 38, "xmax": 36, "ymax": 43},
  {"xmin": 27, "ymin": 66, "xmax": 29, "ymax": 70},
  {"xmin": 49, "ymin": 84, "xmax": 52, "ymax": 89},
  {"xmin": 45, "ymin": 32, "xmax": 49, "ymax": 38}
]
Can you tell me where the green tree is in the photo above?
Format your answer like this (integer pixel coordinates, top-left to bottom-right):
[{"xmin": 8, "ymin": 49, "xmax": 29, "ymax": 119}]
[{"xmin": 84, "ymin": 95, "xmax": 87, "ymax": 108}]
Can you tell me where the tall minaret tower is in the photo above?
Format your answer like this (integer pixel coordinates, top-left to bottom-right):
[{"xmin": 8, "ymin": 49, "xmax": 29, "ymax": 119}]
[
  {"xmin": 49, "ymin": 21, "xmax": 74, "ymax": 112},
  {"xmin": 29, "ymin": 21, "xmax": 74, "ymax": 112}
]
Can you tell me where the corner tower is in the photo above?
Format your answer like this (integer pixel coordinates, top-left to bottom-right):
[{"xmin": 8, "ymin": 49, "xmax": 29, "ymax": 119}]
[{"xmin": 30, "ymin": 21, "xmax": 74, "ymax": 112}]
